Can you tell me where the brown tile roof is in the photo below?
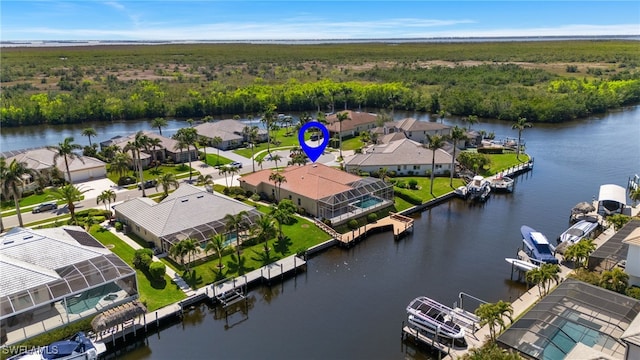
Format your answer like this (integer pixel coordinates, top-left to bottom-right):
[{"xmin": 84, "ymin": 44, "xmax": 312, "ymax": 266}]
[
  {"xmin": 239, "ymin": 163, "xmax": 362, "ymax": 200},
  {"xmin": 325, "ymin": 111, "xmax": 377, "ymax": 133}
]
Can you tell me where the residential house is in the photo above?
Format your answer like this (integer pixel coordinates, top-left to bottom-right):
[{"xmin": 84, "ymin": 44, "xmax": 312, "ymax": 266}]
[
  {"xmin": 325, "ymin": 111, "xmax": 378, "ymax": 139},
  {"xmin": 100, "ymin": 132, "xmax": 198, "ymax": 166},
  {"xmin": 0, "ymin": 226, "xmax": 138, "ymax": 345},
  {"xmin": 3, "ymin": 147, "xmax": 106, "ymax": 186},
  {"xmin": 238, "ymin": 163, "xmax": 393, "ymax": 225},
  {"xmin": 345, "ymin": 138, "xmax": 454, "ymax": 176},
  {"xmin": 194, "ymin": 119, "xmax": 267, "ymax": 150},
  {"xmin": 380, "ymin": 118, "xmax": 451, "ymax": 144},
  {"xmin": 113, "ymin": 184, "xmax": 262, "ymax": 256},
  {"xmin": 623, "ymin": 222, "xmax": 640, "ymax": 287}
]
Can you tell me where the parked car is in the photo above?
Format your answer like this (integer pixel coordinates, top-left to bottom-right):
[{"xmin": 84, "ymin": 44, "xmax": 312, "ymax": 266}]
[
  {"xmin": 230, "ymin": 161, "xmax": 243, "ymax": 168},
  {"xmin": 32, "ymin": 202, "xmax": 58, "ymax": 213},
  {"xmin": 138, "ymin": 179, "xmax": 157, "ymax": 189}
]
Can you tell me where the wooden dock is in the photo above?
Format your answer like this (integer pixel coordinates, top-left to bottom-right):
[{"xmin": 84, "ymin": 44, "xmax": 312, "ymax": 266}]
[{"xmin": 339, "ymin": 212, "xmax": 414, "ymax": 245}]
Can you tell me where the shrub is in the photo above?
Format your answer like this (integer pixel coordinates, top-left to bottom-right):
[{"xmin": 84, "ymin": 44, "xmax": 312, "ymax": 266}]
[
  {"xmin": 388, "ymin": 171, "xmax": 397, "ymax": 178},
  {"xmin": 394, "ymin": 189, "xmax": 422, "ymax": 205},
  {"xmin": 395, "ymin": 180, "xmax": 406, "ymax": 188},
  {"xmin": 133, "ymin": 248, "xmax": 154, "ymax": 270},
  {"xmin": 408, "ymin": 179, "xmax": 418, "ymax": 189},
  {"xmin": 626, "ymin": 286, "xmax": 640, "ymax": 300},
  {"xmin": 118, "ymin": 176, "xmax": 136, "ymax": 186},
  {"xmin": 347, "ymin": 219, "xmax": 359, "ymax": 230},
  {"xmin": 114, "ymin": 221, "xmax": 124, "ymax": 231},
  {"xmin": 367, "ymin": 213, "xmax": 378, "ymax": 223},
  {"xmin": 148, "ymin": 261, "xmax": 166, "ymax": 279},
  {"xmin": 250, "ymin": 193, "xmax": 261, "ymax": 201}
]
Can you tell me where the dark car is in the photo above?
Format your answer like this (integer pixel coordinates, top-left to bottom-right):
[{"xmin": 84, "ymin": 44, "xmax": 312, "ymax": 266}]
[
  {"xmin": 230, "ymin": 161, "xmax": 243, "ymax": 169},
  {"xmin": 32, "ymin": 202, "xmax": 58, "ymax": 213},
  {"xmin": 138, "ymin": 179, "xmax": 157, "ymax": 190}
]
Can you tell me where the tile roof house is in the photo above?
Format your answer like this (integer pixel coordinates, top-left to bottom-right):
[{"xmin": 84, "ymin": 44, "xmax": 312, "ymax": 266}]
[
  {"xmin": 4, "ymin": 148, "xmax": 106, "ymax": 185},
  {"xmin": 238, "ymin": 163, "xmax": 393, "ymax": 225},
  {"xmin": 345, "ymin": 138, "xmax": 454, "ymax": 176},
  {"xmin": 325, "ymin": 111, "xmax": 378, "ymax": 138},
  {"xmin": 379, "ymin": 118, "xmax": 451, "ymax": 144},
  {"xmin": 113, "ymin": 184, "xmax": 262, "ymax": 254},
  {"xmin": 194, "ymin": 119, "xmax": 267, "ymax": 150},
  {"xmin": 100, "ymin": 131, "xmax": 198, "ymax": 166},
  {"xmin": 0, "ymin": 226, "xmax": 137, "ymax": 345}
]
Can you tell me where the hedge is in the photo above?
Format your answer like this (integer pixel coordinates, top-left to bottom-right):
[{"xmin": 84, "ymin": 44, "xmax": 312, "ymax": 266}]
[{"xmin": 394, "ymin": 189, "xmax": 423, "ymax": 205}]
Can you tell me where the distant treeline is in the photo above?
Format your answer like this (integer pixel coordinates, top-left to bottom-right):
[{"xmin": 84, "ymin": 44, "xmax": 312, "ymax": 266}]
[{"xmin": 1, "ymin": 41, "xmax": 639, "ymax": 126}]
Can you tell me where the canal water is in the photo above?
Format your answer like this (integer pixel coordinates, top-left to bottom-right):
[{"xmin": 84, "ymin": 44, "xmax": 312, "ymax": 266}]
[{"xmin": 2, "ymin": 106, "xmax": 639, "ymax": 359}]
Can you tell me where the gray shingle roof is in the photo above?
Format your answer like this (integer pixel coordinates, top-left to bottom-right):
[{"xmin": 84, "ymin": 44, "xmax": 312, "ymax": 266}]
[{"xmin": 346, "ymin": 138, "xmax": 452, "ymax": 167}]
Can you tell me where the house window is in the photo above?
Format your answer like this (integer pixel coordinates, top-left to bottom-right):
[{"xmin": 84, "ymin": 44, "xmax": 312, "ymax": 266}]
[
  {"xmin": 435, "ymin": 165, "xmax": 442, "ymax": 169},
  {"xmin": 397, "ymin": 166, "xmax": 401, "ymax": 171},
  {"xmin": 403, "ymin": 165, "xmax": 407, "ymax": 170},
  {"xmin": 413, "ymin": 165, "xmax": 420, "ymax": 170},
  {"xmin": 289, "ymin": 195, "xmax": 292, "ymax": 200},
  {"xmin": 298, "ymin": 198, "xmax": 301, "ymax": 206}
]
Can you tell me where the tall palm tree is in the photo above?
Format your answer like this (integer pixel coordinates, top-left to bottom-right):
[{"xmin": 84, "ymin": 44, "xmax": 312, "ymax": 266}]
[
  {"xmin": 211, "ymin": 136, "xmax": 223, "ymax": 166},
  {"xmin": 262, "ymin": 104, "xmax": 276, "ymax": 153},
  {"xmin": 426, "ymin": 134, "xmax": 445, "ymax": 196},
  {"xmin": 169, "ymin": 241, "xmax": 187, "ymax": 269},
  {"xmin": 270, "ymin": 199, "xmax": 296, "ymax": 238},
  {"xmin": 151, "ymin": 117, "xmax": 168, "ymax": 136},
  {"xmin": 97, "ymin": 189, "xmax": 116, "ymax": 212},
  {"xmin": 109, "ymin": 151, "xmax": 132, "ymax": 180},
  {"xmin": 336, "ymin": 111, "xmax": 351, "ymax": 159},
  {"xmin": 269, "ymin": 172, "xmax": 287, "ymax": 202},
  {"xmin": 600, "ymin": 267, "xmax": 629, "ymax": 293},
  {"xmin": 49, "ymin": 184, "xmax": 89, "ymax": 225},
  {"xmin": 475, "ymin": 302, "xmax": 504, "ymax": 341},
  {"xmin": 174, "ymin": 127, "xmax": 198, "ymax": 182},
  {"xmin": 181, "ymin": 238, "xmax": 198, "ymax": 271},
  {"xmin": 218, "ymin": 166, "xmax": 229, "ymax": 188},
  {"xmin": 494, "ymin": 300, "xmax": 514, "ymax": 331},
  {"xmin": 81, "ymin": 127, "xmax": 97, "ymax": 147},
  {"xmin": 127, "ymin": 131, "xmax": 150, "ymax": 197},
  {"xmin": 224, "ymin": 211, "xmax": 249, "ymax": 257},
  {"xmin": 205, "ymin": 233, "xmax": 228, "ymax": 269},
  {"xmin": 156, "ymin": 173, "xmax": 180, "ymax": 199},
  {"xmin": 448, "ymin": 126, "xmax": 466, "ymax": 188},
  {"xmin": 197, "ymin": 174, "xmax": 213, "ymax": 187},
  {"xmin": 511, "ymin": 117, "xmax": 532, "ymax": 161},
  {"xmin": 464, "ymin": 114, "xmax": 479, "ymax": 131},
  {"xmin": 269, "ymin": 153, "xmax": 282, "ymax": 171},
  {"xmin": 48, "ymin": 137, "xmax": 83, "ymax": 185},
  {"xmin": 147, "ymin": 137, "xmax": 163, "ymax": 169},
  {"xmin": 227, "ymin": 166, "xmax": 240, "ymax": 187},
  {"xmin": 0, "ymin": 157, "xmax": 7, "ymax": 232},
  {"xmin": 243, "ymin": 125, "xmax": 259, "ymax": 172},
  {"xmin": 2, "ymin": 159, "xmax": 39, "ymax": 227}
]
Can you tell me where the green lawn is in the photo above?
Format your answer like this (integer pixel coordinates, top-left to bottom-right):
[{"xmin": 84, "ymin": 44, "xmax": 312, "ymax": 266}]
[
  {"xmin": 90, "ymin": 226, "xmax": 186, "ymax": 311},
  {"xmin": 339, "ymin": 136, "xmax": 365, "ymax": 151},
  {"xmin": 233, "ymin": 128, "xmax": 300, "ymax": 158},
  {"xmin": 393, "ymin": 196, "xmax": 414, "ymax": 212},
  {"xmin": 202, "ymin": 153, "xmax": 232, "ymax": 166},
  {"xmin": 106, "ymin": 164, "xmax": 197, "ymax": 184},
  {"xmin": 482, "ymin": 153, "xmax": 531, "ymax": 176},
  {"xmin": 394, "ymin": 177, "xmax": 466, "ymax": 203},
  {"xmin": 1, "ymin": 189, "xmax": 61, "ymax": 211}
]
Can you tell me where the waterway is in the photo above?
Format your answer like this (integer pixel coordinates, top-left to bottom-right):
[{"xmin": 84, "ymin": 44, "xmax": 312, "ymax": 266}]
[{"xmin": 2, "ymin": 106, "xmax": 639, "ymax": 359}]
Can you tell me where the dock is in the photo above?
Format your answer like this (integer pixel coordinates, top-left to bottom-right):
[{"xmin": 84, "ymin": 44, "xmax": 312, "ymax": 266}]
[{"xmin": 338, "ymin": 212, "xmax": 414, "ymax": 246}]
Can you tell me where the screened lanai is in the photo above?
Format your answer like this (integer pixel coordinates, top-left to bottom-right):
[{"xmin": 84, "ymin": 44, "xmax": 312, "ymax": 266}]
[
  {"xmin": 318, "ymin": 177, "xmax": 394, "ymax": 225},
  {"xmin": 497, "ymin": 279, "xmax": 640, "ymax": 360}
]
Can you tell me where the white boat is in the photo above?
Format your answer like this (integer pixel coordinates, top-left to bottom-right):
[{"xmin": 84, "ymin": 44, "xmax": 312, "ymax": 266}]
[
  {"xmin": 555, "ymin": 219, "xmax": 599, "ymax": 253},
  {"xmin": 466, "ymin": 176, "xmax": 491, "ymax": 202},
  {"xmin": 521, "ymin": 225, "xmax": 558, "ymax": 265},
  {"xmin": 8, "ymin": 332, "xmax": 106, "ymax": 360},
  {"xmin": 490, "ymin": 175, "xmax": 514, "ymax": 192},
  {"xmin": 406, "ymin": 296, "xmax": 465, "ymax": 340},
  {"xmin": 505, "ymin": 257, "xmax": 540, "ymax": 272}
]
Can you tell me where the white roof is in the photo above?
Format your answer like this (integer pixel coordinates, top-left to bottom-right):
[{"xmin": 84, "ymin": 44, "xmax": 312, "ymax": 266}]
[
  {"xmin": 531, "ymin": 231, "xmax": 549, "ymax": 245},
  {"xmin": 598, "ymin": 184, "xmax": 626, "ymax": 204}
]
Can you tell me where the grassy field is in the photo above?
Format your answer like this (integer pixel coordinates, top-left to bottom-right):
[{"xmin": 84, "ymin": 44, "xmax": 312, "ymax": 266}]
[
  {"xmin": 90, "ymin": 226, "xmax": 186, "ymax": 311},
  {"xmin": 203, "ymin": 153, "xmax": 232, "ymax": 166},
  {"xmin": 233, "ymin": 128, "xmax": 299, "ymax": 158},
  {"xmin": 106, "ymin": 163, "xmax": 197, "ymax": 185},
  {"xmin": 481, "ymin": 153, "xmax": 531, "ymax": 176},
  {"xmin": 339, "ymin": 136, "xmax": 365, "ymax": 151}
]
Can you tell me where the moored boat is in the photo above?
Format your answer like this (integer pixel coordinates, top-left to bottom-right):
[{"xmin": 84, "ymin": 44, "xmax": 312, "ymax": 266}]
[
  {"xmin": 489, "ymin": 175, "xmax": 514, "ymax": 192},
  {"xmin": 520, "ymin": 225, "xmax": 558, "ymax": 264},
  {"xmin": 505, "ymin": 257, "xmax": 540, "ymax": 272},
  {"xmin": 466, "ymin": 176, "xmax": 491, "ymax": 202},
  {"xmin": 555, "ymin": 219, "xmax": 599, "ymax": 253},
  {"xmin": 8, "ymin": 332, "xmax": 105, "ymax": 360},
  {"xmin": 406, "ymin": 296, "xmax": 465, "ymax": 340}
]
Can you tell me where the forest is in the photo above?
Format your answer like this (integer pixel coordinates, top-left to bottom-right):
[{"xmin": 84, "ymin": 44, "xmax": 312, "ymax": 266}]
[{"xmin": 1, "ymin": 40, "xmax": 639, "ymax": 127}]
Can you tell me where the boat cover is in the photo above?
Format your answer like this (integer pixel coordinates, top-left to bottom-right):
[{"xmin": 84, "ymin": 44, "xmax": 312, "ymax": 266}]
[{"xmin": 598, "ymin": 184, "xmax": 626, "ymax": 205}]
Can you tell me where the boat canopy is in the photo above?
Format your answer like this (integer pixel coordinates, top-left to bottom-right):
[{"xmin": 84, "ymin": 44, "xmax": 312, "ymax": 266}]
[
  {"xmin": 598, "ymin": 184, "xmax": 626, "ymax": 205},
  {"xmin": 531, "ymin": 232, "xmax": 549, "ymax": 245}
]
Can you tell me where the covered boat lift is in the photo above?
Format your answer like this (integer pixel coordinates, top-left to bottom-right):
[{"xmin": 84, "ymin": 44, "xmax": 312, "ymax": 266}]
[{"xmin": 597, "ymin": 184, "xmax": 626, "ymax": 215}]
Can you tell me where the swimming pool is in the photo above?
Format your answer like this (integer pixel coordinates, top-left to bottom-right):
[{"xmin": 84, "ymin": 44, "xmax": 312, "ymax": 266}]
[
  {"xmin": 543, "ymin": 321, "xmax": 600, "ymax": 360},
  {"xmin": 66, "ymin": 283, "xmax": 121, "ymax": 314},
  {"xmin": 353, "ymin": 196, "xmax": 383, "ymax": 209}
]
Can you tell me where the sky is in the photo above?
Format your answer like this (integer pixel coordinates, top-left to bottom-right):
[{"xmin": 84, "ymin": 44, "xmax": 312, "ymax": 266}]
[{"xmin": 1, "ymin": 1, "xmax": 639, "ymax": 41}]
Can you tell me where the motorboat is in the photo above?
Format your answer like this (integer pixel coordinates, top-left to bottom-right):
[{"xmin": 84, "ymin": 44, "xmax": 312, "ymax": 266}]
[
  {"xmin": 465, "ymin": 175, "xmax": 491, "ymax": 202},
  {"xmin": 520, "ymin": 225, "xmax": 558, "ymax": 264},
  {"xmin": 489, "ymin": 175, "xmax": 514, "ymax": 192},
  {"xmin": 505, "ymin": 257, "xmax": 540, "ymax": 272},
  {"xmin": 555, "ymin": 219, "xmax": 598, "ymax": 253},
  {"xmin": 8, "ymin": 332, "xmax": 106, "ymax": 360},
  {"xmin": 406, "ymin": 296, "xmax": 465, "ymax": 340}
]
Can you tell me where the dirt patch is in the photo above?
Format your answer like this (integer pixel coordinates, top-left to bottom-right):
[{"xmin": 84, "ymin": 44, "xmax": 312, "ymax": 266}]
[{"xmin": 301, "ymin": 224, "xmax": 309, "ymax": 228}]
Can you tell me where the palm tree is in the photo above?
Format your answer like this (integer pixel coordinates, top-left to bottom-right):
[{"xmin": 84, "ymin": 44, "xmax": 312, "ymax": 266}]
[
  {"xmin": 151, "ymin": 117, "xmax": 168, "ymax": 136},
  {"xmin": 49, "ymin": 184, "xmax": 89, "ymax": 225},
  {"xmin": 527, "ymin": 263, "xmax": 560, "ymax": 296},
  {"xmin": 600, "ymin": 267, "xmax": 629, "ymax": 293},
  {"xmin": 256, "ymin": 157, "xmax": 265, "ymax": 170},
  {"xmin": 564, "ymin": 239, "xmax": 596, "ymax": 268},
  {"xmin": 252, "ymin": 214, "xmax": 277, "ymax": 253},
  {"xmin": 198, "ymin": 138, "xmax": 208, "ymax": 165},
  {"xmin": 475, "ymin": 302, "xmax": 505, "ymax": 341},
  {"xmin": 269, "ymin": 153, "xmax": 282, "ymax": 171},
  {"xmin": 2, "ymin": 159, "xmax": 39, "ymax": 227},
  {"xmin": 336, "ymin": 111, "xmax": 351, "ymax": 159},
  {"xmin": 81, "ymin": 127, "xmax": 97, "ymax": 147},
  {"xmin": 181, "ymin": 238, "xmax": 198, "ymax": 271},
  {"xmin": 270, "ymin": 199, "xmax": 296, "ymax": 237},
  {"xmin": 211, "ymin": 136, "xmax": 223, "ymax": 166},
  {"xmin": 464, "ymin": 114, "xmax": 479, "ymax": 131},
  {"xmin": 269, "ymin": 172, "xmax": 287, "ymax": 202},
  {"xmin": 0, "ymin": 157, "xmax": 7, "ymax": 232},
  {"xmin": 262, "ymin": 104, "xmax": 276, "ymax": 153},
  {"xmin": 494, "ymin": 300, "xmax": 514, "ymax": 331},
  {"xmin": 224, "ymin": 211, "xmax": 249, "ymax": 257},
  {"xmin": 197, "ymin": 174, "xmax": 213, "ymax": 187},
  {"xmin": 448, "ymin": 126, "xmax": 466, "ymax": 187},
  {"xmin": 218, "ymin": 166, "xmax": 229, "ymax": 188},
  {"xmin": 127, "ymin": 131, "xmax": 150, "ymax": 197},
  {"xmin": 377, "ymin": 167, "xmax": 388, "ymax": 182},
  {"xmin": 438, "ymin": 109, "xmax": 447, "ymax": 124},
  {"xmin": 511, "ymin": 117, "xmax": 532, "ymax": 161},
  {"xmin": 48, "ymin": 137, "xmax": 84, "ymax": 185},
  {"xmin": 109, "ymin": 151, "xmax": 132, "ymax": 180},
  {"xmin": 169, "ymin": 241, "xmax": 187, "ymax": 269},
  {"xmin": 228, "ymin": 166, "xmax": 240, "ymax": 187},
  {"xmin": 174, "ymin": 127, "xmax": 198, "ymax": 182},
  {"xmin": 426, "ymin": 134, "xmax": 445, "ymax": 196},
  {"xmin": 147, "ymin": 137, "xmax": 163, "ymax": 170},
  {"xmin": 631, "ymin": 187, "xmax": 640, "ymax": 206},
  {"xmin": 243, "ymin": 125, "xmax": 259, "ymax": 172},
  {"xmin": 205, "ymin": 233, "xmax": 228, "ymax": 269},
  {"xmin": 526, "ymin": 267, "xmax": 544, "ymax": 297},
  {"xmin": 156, "ymin": 173, "xmax": 180, "ymax": 199},
  {"xmin": 96, "ymin": 189, "xmax": 116, "ymax": 212}
]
